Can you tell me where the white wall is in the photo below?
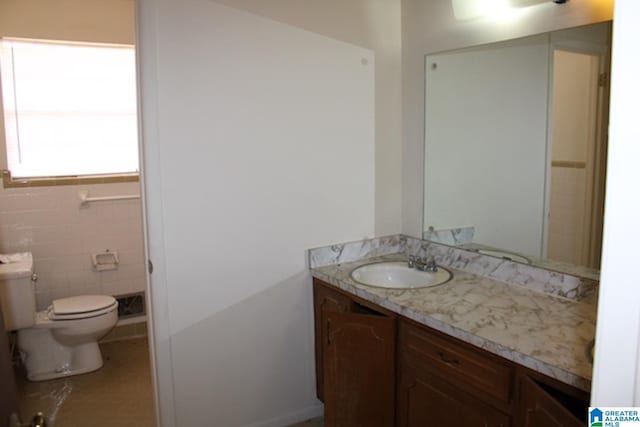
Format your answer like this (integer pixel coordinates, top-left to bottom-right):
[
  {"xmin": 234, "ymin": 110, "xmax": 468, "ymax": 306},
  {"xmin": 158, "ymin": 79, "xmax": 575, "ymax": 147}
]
[
  {"xmin": 591, "ymin": 0, "xmax": 640, "ymax": 406},
  {"xmin": 138, "ymin": 0, "xmax": 382, "ymax": 425},
  {"xmin": 424, "ymin": 35, "xmax": 549, "ymax": 256},
  {"xmin": 208, "ymin": 0, "xmax": 403, "ymax": 235},
  {"xmin": 402, "ymin": 0, "xmax": 614, "ymax": 236},
  {"xmin": 0, "ymin": 0, "xmax": 145, "ymax": 309}
]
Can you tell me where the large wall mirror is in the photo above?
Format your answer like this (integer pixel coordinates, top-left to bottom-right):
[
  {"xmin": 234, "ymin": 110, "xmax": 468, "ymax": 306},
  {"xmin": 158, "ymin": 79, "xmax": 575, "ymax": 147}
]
[{"xmin": 423, "ymin": 22, "xmax": 611, "ymax": 279}]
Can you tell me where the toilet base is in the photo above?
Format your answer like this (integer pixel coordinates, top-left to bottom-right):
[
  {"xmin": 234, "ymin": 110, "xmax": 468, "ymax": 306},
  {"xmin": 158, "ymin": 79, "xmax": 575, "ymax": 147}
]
[
  {"xmin": 18, "ymin": 326, "xmax": 108, "ymax": 382},
  {"xmin": 26, "ymin": 342, "xmax": 105, "ymax": 382},
  {"xmin": 27, "ymin": 359, "xmax": 104, "ymax": 381}
]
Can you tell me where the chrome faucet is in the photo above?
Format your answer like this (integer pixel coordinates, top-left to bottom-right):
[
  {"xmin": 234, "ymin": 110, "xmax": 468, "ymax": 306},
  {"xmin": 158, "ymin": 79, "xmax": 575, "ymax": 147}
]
[
  {"xmin": 407, "ymin": 255, "xmax": 438, "ymax": 272},
  {"xmin": 421, "ymin": 256, "xmax": 438, "ymax": 272}
]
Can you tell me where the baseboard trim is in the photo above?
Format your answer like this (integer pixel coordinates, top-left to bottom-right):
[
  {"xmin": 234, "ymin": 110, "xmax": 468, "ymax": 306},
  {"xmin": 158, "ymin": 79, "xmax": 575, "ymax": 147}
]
[{"xmin": 244, "ymin": 403, "xmax": 323, "ymax": 427}]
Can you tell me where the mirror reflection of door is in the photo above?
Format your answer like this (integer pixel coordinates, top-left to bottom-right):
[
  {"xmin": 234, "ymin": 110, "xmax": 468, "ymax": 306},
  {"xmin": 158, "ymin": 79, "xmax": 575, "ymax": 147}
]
[{"xmin": 547, "ymin": 49, "xmax": 608, "ymax": 269}]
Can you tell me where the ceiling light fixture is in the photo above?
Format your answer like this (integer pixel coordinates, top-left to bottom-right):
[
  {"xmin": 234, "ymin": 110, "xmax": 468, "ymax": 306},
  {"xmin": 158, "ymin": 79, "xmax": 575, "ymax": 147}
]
[{"xmin": 452, "ymin": 0, "xmax": 565, "ymax": 21}]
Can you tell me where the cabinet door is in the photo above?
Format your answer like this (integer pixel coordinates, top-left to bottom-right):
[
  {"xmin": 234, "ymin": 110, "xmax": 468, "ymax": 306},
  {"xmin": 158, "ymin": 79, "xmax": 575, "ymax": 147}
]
[
  {"xmin": 324, "ymin": 311, "xmax": 395, "ymax": 427},
  {"xmin": 519, "ymin": 376, "xmax": 583, "ymax": 427},
  {"xmin": 313, "ymin": 281, "xmax": 353, "ymax": 401},
  {"xmin": 397, "ymin": 360, "xmax": 510, "ymax": 427}
]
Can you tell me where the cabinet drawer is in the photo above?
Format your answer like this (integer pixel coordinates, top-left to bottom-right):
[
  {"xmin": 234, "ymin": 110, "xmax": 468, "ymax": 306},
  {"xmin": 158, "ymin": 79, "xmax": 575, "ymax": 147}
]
[
  {"xmin": 399, "ymin": 320, "xmax": 513, "ymax": 403},
  {"xmin": 398, "ymin": 360, "xmax": 511, "ymax": 427}
]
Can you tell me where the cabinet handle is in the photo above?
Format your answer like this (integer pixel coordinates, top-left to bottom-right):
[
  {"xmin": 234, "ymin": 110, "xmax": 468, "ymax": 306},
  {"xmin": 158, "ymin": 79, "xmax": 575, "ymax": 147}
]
[
  {"xmin": 326, "ymin": 319, "xmax": 332, "ymax": 346},
  {"xmin": 438, "ymin": 351, "xmax": 460, "ymax": 365}
]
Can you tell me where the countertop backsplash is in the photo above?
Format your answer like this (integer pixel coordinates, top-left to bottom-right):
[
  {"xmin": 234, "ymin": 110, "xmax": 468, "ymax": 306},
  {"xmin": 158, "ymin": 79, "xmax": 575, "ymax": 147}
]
[{"xmin": 308, "ymin": 234, "xmax": 408, "ymax": 268}]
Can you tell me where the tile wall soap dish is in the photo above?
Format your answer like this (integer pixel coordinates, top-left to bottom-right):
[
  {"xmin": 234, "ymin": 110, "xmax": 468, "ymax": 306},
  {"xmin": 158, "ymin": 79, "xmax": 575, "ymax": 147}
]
[{"xmin": 92, "ymin": 250, "xmax": 119, "ymax": 271}]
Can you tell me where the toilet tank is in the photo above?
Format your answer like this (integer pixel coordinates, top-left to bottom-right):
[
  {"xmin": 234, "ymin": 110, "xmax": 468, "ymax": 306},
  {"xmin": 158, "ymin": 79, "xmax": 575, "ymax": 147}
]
[{"xmin": 0, "ymin": 252, "xmax": 36, "ymax": 331}]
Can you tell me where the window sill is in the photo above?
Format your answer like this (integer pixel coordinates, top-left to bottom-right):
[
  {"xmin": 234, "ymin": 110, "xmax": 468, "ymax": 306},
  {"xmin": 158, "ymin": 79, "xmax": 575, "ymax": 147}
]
[{"xmin": 2, "ymin": 170, "xmax": 139, "ymax": 188}]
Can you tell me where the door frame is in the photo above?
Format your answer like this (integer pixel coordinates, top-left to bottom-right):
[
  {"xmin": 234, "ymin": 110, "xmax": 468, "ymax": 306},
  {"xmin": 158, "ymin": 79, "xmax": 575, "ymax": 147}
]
[
  {"xmin": 0, "ymin": 306, "xmax": 19, "ymax": 426},
  {"xmin": 136, "ymin": 0, "xmax": 172, "ymax": 425}
]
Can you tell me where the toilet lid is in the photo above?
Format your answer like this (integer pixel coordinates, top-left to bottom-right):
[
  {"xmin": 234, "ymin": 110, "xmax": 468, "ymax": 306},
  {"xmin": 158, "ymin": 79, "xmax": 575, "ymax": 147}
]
[{"xmin": 49, "ymin": 295, "xmax": 117, "ymax": 320}]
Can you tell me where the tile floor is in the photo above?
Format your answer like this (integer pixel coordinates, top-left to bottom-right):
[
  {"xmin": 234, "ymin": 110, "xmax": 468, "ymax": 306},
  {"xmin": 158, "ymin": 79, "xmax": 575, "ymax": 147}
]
[
  {"xmin": 15, "ymin": 336, "xmax": 323, "ymax": 427},
  {"xmin": 15, "ymin": 337, "xmax": 155, "ymax": 427}
]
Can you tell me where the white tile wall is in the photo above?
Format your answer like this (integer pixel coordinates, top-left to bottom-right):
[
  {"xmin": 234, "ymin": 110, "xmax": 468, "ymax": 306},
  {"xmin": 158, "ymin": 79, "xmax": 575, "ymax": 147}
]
[{"xmin": 0, "ymin": 182, "xmax": 146, "ymax": 310}]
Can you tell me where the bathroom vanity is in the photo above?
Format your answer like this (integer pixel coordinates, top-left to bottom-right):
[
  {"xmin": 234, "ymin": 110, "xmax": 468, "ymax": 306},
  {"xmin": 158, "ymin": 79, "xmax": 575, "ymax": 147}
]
[{"xmin": 309, "ymin": 236, "xmax": 596, "ymax": 427}]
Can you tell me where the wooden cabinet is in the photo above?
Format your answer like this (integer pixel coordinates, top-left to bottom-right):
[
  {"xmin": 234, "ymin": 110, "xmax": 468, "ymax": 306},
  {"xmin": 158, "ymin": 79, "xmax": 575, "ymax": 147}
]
[
  {"xmin": 312, "ymin": 279, "xmax": 589, "ymax": 427},
  {"xmin": 313, "ymin": 280, "xmax": 353, "ymax": 401},
  {"xmin": 397, "ymin": 320, "xmax": 513, "ymax": 426},
  {"xmin": 399, "ymin": 321, "xmax": 513, "ymax": 406},
  {"xmin": 518, "ymin": 376, "xmax": 585, "ymax": 427},
  {"xmin": 323, "ymin": 310, "xmax": 395, "ymax": 427},
  {"xmin": 397, "ymin": 361, "xmax": 510, "ymax": 427},
  {"xmin": 313, "ymin": 279, "xmax": 395, "ymax": 426}
]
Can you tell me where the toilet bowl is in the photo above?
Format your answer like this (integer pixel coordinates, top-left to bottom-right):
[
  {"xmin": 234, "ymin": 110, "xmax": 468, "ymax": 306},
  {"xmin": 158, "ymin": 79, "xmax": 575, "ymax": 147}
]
[
  {"xmin": 18, "ymin": 295, "xmax": 118, "ymax": 381},
  {"xmin": 0, "ymin": 253, "xmax": 119, "ymax": 381}
]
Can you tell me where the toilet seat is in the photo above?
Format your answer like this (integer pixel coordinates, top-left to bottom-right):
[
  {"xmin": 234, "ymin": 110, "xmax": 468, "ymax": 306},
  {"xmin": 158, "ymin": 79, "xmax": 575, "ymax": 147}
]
[{"xmin": 48, "ymin": 295, "xmax": 118, "ymax": 321}]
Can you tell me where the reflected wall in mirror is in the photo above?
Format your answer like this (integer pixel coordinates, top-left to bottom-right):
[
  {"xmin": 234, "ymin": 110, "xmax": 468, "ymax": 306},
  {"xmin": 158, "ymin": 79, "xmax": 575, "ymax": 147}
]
[{"xmin": 423, "ymin": 22, "xmax": 611, "ymax": 279}]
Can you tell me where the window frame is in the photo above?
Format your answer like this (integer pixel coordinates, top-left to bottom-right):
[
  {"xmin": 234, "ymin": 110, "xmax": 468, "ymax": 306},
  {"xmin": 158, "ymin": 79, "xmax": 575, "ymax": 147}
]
[{"xmin": 0, "ymin": 37, "xmax": 140, "ymax": 188}]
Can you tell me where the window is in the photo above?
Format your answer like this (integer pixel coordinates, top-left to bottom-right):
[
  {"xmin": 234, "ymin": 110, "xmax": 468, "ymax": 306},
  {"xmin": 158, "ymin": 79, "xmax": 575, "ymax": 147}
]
[{"xmin": 0, "ymin": 39, "xmax": 138, "ymax": 181}]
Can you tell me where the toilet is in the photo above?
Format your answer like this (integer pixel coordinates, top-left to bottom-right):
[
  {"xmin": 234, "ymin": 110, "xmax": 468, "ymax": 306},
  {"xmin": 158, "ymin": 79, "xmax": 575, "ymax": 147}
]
[{"xmin": 0, "ymin": 252, "xmax": 118, "ymax": 381}]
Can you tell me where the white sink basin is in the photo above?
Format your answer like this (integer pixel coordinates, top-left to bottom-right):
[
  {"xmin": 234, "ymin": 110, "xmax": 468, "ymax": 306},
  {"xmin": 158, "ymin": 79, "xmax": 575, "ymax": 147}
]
[{"xmin": 350, "ymin": 261, "xmax": 452, "ymax": 289}]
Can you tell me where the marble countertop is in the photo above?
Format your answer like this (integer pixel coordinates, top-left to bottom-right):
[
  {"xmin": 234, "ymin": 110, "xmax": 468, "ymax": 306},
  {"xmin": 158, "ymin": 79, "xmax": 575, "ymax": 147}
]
[{"xmin": 311, "ymin": 253, "xmax": 596, "ymax": 391}]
